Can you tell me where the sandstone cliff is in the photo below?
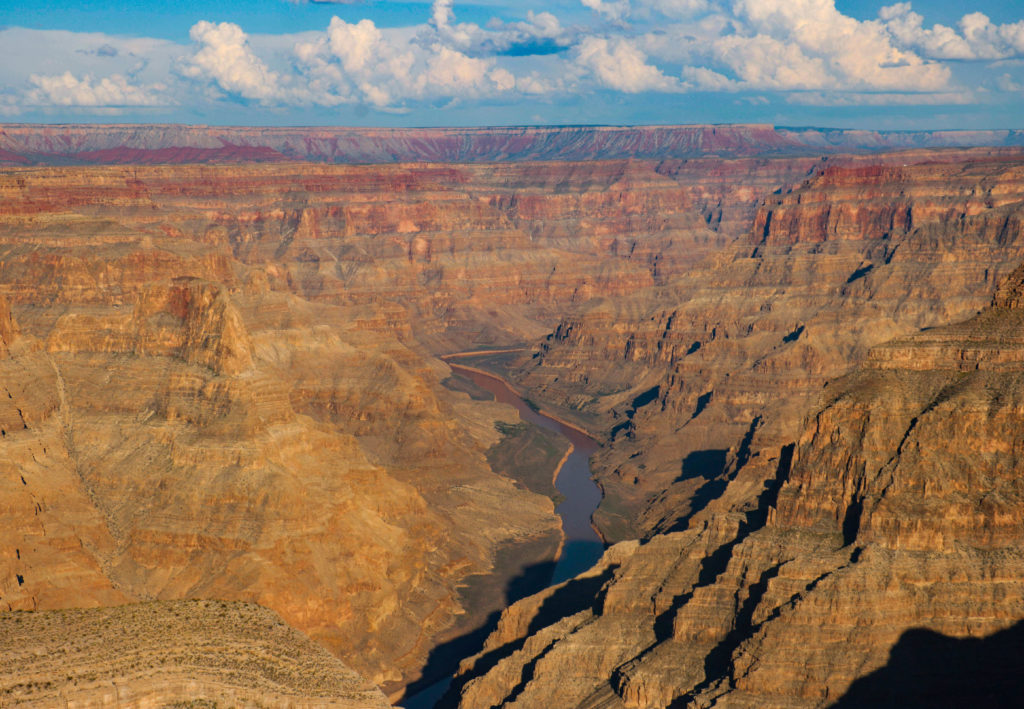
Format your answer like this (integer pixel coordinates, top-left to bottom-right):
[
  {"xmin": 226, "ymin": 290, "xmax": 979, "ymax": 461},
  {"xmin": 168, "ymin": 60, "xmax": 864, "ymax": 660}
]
[
  {"xmin": 0, "ymin": 155, "xmax": 820, "ymax": 698},
  {"xmin": 450, "ymin": 255, "xmax": 1024, "ymax": 709}
]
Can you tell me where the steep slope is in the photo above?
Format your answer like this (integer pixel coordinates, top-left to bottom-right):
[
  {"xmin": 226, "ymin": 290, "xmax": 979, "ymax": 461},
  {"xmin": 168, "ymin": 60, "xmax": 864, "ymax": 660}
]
[
  {"xmin": 513, "ymin": 152, "xmax": 1024, "ymax": 541},
  {"xmin": 451, "ymin": 262, "xmax": 1024, "ymax": 709},
  {"xmin": 1, "ymin": 600, "xmax": 390, "ymax": 707}
]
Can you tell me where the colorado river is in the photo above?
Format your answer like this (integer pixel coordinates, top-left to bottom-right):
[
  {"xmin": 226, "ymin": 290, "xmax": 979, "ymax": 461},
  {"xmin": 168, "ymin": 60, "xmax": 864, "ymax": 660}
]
[
  {"xmin": 401, "ymin": 363, "xmax": 604, "ymax": 708},
  {"xmin": 447, "ymin": 364, "xmax": 604, "ymax": 584}
]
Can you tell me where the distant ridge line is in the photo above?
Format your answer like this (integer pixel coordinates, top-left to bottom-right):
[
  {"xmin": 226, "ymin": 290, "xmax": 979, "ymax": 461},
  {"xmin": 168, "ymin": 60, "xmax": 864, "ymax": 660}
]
[{"xmin": 2, "ymin": 123, "xmax": 1024, "ymax": 166}]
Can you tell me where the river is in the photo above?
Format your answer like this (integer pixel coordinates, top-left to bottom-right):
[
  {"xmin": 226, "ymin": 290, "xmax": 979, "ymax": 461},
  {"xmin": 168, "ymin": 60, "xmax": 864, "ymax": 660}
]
[{"xmin": 401, "ymin": 363, "xmax": 605, "ymax": 708}]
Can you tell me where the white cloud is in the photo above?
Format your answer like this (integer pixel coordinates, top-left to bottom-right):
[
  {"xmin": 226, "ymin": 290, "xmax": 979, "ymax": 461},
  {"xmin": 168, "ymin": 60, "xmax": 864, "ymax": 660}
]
[
  {"xmin": 576, "ymin": 36, "xmax": 678, "ymax": 92},
  {"xmin": 681, "ymin": 65, "xmax": 740, "ymax": 91},
  {"xmin": 728, "ymin": 0, "xmax": 951, "ymax": 91},
  {"xmin": 880, "ymin": 4, "xmax": 1024, "ymax": 61},
  {"xmin": 294, "ymin": 16, "xmax": 526, "ymax": 107},
  {"xmin": 879, "ymin": 3, "xmax": 974, "ymax": 59},
  {"xmin": 27, "ymin": 72, "xmax": 166, "ymax": 106},
  {"xmin": 183, "ymin": 21, "xmax": 284, "ymax": 101},
  {"xmin": 581, "ymin": 0, "xmax": 631, "ymax": 22},
  {"xmin": 429, "ymin": 1, "xmax": 573, "ymax": 56},
  {"xmin": 656, "ymin": 0, "xmax": 954, "ymax": 97},
  {"xmin": 327, "ymin": 17, "xmax": 382, "ymax": 73}
]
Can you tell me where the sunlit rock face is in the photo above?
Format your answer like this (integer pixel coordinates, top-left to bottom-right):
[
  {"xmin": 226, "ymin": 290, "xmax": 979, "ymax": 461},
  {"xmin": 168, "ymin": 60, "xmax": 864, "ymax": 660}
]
[
  {"xmin": 0, "ymin": 155, "xmax": 808, "ymax": 697},
  {"xmin": 0, "ymin": 600, "xmax": 392, "ymax": 708},
  {"xmin": 8, "ymin": 134, "xmax": 1024, "ymax": 708},
  {"xmin": 515, "ymin": 151, "xmax": 1024, "ymax": 542}
]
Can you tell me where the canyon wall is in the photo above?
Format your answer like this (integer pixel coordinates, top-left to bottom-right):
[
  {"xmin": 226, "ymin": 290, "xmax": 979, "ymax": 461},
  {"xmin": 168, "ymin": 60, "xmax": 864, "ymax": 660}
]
[
  {"xmin": 0, "ymin": 156, "xmax": 815, "ymax": 699},
  {"xmin": 6, "ymin": 132, "xmax": 1024, "ymax": 706},
  {"xmin": 513, "ymin": 152, "xmax": 1024, "ymax": 541},
  {"xmin": 451, "ymin": 238, "xmax": 1024, "ymax": 709}
]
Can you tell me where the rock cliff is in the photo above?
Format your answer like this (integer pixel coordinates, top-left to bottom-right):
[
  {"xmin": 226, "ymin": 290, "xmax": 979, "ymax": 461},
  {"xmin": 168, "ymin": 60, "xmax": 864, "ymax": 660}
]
[
  {"xmin": 513, "ymin": 151, "xmax": 1024, "ymax": 541},
  {"xmin": 0, "ymin": 155, "xmax": 816, "ymax": 699},
  {"xmin": 451, "ymin": 252, "xmax": 1024, "ymax": 709}
]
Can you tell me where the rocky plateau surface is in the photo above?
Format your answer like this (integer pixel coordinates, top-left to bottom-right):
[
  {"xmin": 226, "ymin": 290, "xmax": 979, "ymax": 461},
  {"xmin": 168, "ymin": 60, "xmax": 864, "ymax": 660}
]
[
  {"xmin": 1, "ymin": 599, "xmax": 390, "ymax": 707},
  {"xmin": 5, "ymin": 123, "xmax": 1024, "ymax": 166}
]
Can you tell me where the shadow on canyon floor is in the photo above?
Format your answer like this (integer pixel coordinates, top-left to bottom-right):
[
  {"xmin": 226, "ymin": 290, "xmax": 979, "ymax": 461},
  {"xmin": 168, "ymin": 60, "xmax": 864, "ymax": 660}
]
[
  {"xmin": 400, "ymin": 544, "xmax": 559, "ymax": 709},
  {"xmin": 831, "ymin": 620, "xmax": 1024, "ymax": 708},
  {"xmin": 402, "ymin": 557, "xmax": 618, "ymax": 709}
]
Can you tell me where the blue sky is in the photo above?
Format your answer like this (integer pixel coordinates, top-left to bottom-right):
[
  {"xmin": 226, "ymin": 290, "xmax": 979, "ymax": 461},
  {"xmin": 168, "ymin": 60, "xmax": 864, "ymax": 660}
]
[{"xmin": 3, "ymin": 0, "xmax": 1024, "ymax": 128}]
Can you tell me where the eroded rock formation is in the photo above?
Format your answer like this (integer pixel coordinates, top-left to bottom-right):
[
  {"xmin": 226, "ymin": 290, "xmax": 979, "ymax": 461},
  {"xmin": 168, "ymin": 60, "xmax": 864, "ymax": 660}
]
[
  {"xmin": 5, "ymin": 124, "xmax": 1024, "ymax": 167},
  {"xmin": 0, "ymin": 155, "xmax": 816, "ymax": 699},
  {"xmin": 451, "ymin": 252, "xmax": 1024, "ymax": 709},
  {"xmin": 513, "ymin": 152, "xmax": 1024, "ymax": 541}
]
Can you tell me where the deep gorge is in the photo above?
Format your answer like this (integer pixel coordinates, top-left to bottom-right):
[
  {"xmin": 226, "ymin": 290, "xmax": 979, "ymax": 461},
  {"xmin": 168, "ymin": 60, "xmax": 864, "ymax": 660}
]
[{"xmin": 4, "ymin": 125, "xmax": 1024, "ymax": 708}]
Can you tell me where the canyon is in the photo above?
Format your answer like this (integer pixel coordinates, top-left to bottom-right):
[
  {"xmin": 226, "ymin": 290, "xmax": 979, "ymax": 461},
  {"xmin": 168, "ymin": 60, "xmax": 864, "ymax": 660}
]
[{"xmin": 2, "ymin": 124, "xmax": 1024, "ymax": 707}]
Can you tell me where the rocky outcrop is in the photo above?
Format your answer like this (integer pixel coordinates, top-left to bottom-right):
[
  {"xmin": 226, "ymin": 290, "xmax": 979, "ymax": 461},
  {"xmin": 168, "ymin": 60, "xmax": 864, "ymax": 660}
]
[
  {"xmin": 451, "ymin": 258, "xmax": 1024, "ymax": 709},
  {"xmin": 0, "ymin": 600, "xmax": 390, "ymax": 707},
  {"xmin": 512, "ymin": 151, "xmax": 1024, "ymax": 541}
]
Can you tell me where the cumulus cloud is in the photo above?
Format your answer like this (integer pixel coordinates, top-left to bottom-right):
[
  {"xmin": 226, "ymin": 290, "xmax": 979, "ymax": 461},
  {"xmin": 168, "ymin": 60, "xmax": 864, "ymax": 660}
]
[
  {"xmin": 294, "ymin": 15, "xmax": 525, "ymax": 108},
  {"xmin": 430, "ymin": 0, "xmax": 573, "ymax": 56},
  {"xmin": 879, "ymin": 4, "xmax": 975, "ymax": 59},
  {"xmin": 661, "ymin": 0, "xmax": 953, "ymax": 96},
  {"xmin": 183, "ymin": 21, "xmax": 284, "ymax": 101},
  {"xmin": 27, "ymin": 72, "xmax": 166, "ymax": 106},
  {"xmin": 581, "ymin": 0, "xmax": 631, "ymax": 22},
  {"xmin": 7, "ymin": 0, "xmax": 1022, "ymax": 121},
  {"xmin": 576, "ymin": 36, "xmax": 678, "ymax": 92},
  {"xmin": 880, "ymin": 4, "xmax": 1024, "ymax": 60}
]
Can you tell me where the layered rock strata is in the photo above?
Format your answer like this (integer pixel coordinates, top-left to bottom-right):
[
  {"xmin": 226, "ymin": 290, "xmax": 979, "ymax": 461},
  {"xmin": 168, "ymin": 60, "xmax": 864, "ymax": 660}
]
[
  {"xmin": 513, "ymin": 152, "xmax": 1024, "ymax": 540},
  {"xmin": 451, "ymin": 261, "xmax": 1024, "ymax": 709},
  {"xmin": 0, "ymin": 156, "xmax": 817, "ymax": 696},
  {"xmin": 0, "ymin": 159, "xmax": 814, "ymax": 351},
  {"xmin": 0, "ymin": 600, "xmax": 390, "ymax": 707}
]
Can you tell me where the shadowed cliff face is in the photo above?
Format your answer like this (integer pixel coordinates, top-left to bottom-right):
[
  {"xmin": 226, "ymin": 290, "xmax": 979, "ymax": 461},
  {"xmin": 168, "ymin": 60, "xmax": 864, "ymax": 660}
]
[
  {"xmin": 451, "ymin": 262, "xmax": 1024, "ymax": 709},
  {"xmin": 514, "ymin": 153, "xmax": 1024, "ymax": 541}
]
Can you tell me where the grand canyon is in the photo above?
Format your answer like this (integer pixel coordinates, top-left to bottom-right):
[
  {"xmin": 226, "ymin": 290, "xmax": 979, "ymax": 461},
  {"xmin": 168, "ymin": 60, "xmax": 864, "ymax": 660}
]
[{"xmin": 3, "ymin": 123, "xmax": 1024, "ymax": 708}]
